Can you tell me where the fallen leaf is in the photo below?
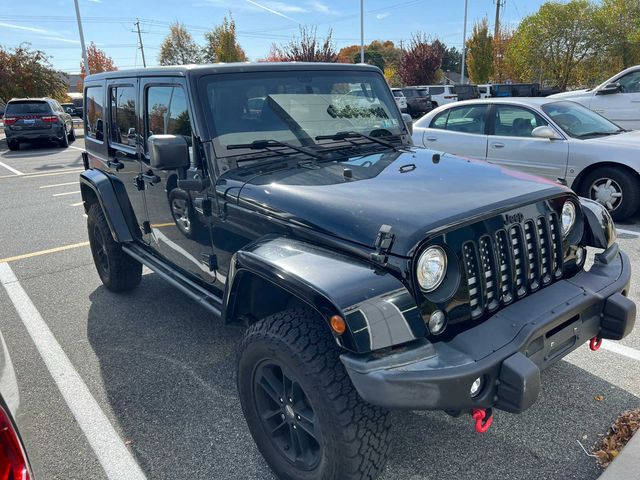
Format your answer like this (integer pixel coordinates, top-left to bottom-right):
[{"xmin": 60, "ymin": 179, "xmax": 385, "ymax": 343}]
[
  {"xmin": 594, "ymin": 395, "xmax": 605, "ymax": 401},
  {"xmin": 593, "ymin": 408, "xmax": 640, "ymax": 468}
]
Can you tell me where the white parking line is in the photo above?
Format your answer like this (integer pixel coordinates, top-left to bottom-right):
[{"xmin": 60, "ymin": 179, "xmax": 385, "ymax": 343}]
[
  {"xmin": 0, "ymin": 263, "xmax": 147, "ymax": 480},
  {"xmin": 70, "ymin": 201, "xmax": 84, "ymax": 207},
  {"xmin": 0, "ymin": 160, "xmax": 23, "ymax": 176},
  {"xmin": 68, "ymin": 145, "xmax": 85, "ymax": 152},
  {"xmin": 616, "ymin": 228, "xmax": 639, "ymax": 237},
  {"xmin": 39, "ymin": 181, "xmax": 79, "ymax": 189},
  {"xmin": 52, "ymin": 190, "xmax": 81, "ymax": 197},
  {"xmin": 602, "ymin": 341, "xmax": 640, "ymax": 362}
]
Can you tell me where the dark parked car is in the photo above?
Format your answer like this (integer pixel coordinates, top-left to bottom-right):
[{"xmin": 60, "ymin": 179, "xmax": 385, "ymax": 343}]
[
  {"xmin": 455, "ymin": 84, "xmax": 480, "ymax": 101},
  {"xmin": 3, "ymin": 98, "xmax": 75, "ymax": 151},
  {"xmin": 0, "ymin": 330, "xmax": 34, "ymax": 479},
  {"xmin": 402, "ymin": 86, "xmax": 433, "ymax": 117},
  {"xmin": 491, "ymin": 83, "xmax": 541, "ymax": 97},
  {"xmin": 80, "ymin": 63, "xmax": 635, "ymax": 480}
]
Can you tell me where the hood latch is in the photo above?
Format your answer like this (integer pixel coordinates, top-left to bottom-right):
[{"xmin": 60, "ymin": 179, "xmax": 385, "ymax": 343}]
[{"xmin": 370, "ymin": 224, "xmax": 394, "ymax": 265}]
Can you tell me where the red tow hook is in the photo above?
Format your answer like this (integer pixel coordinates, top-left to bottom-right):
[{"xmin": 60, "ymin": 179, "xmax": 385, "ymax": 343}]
[
  {"xmin": 589, "ymin": 336, "xmax": 603, "ymax": 351},
  {"xmin": 471, "ymin": 408, "xmax": 493, "ymax": 433}
]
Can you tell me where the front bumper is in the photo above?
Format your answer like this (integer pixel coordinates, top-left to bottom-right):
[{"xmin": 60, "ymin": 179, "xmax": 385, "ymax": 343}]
[{"xmin": 341, "ymin": 244, "xmax": 635, "ymax": 413}]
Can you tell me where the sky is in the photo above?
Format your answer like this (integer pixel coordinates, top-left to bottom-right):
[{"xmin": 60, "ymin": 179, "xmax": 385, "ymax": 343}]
[{"xmin": 0, "ymin": 0, "xmax": 550, "ymax": 74}]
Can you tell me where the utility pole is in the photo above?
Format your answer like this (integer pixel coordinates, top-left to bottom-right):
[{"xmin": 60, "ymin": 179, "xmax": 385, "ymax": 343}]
[
  {"xmin": 73, "ymin": 0, "xmax": 90, "ymax": 76},
  {"xmin": 494, "ymin": 0, "xmax": 504, "ymax": 39},
  {"xmin": 360, "ymin": 0, "xmax": 365, "ymax": 63},
  {"xmin": 460, "ymin": 0, "xmax": 468, "ymax": 85},
  {"xmin": 134, "ymin": 18, "xmax": 147, "ymax": 67}
]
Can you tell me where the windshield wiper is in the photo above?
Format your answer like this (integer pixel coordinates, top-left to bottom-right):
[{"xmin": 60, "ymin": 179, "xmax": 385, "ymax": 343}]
[
  {"xmin": 227, "ymin": 139, "xmax": 325, "ymax": 160},
  {"xmin": 315, "ymin": 131, "xmax": 398, "ymax": 151},
  {"xmin": 576, "ymin": 129, "xmax": 625, "ymax": 138}
]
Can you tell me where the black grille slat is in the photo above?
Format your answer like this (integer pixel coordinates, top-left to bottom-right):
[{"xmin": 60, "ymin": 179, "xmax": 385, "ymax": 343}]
[{"xmin": 463, "ymin": 213, "xmax": 563, "ymax": 319}]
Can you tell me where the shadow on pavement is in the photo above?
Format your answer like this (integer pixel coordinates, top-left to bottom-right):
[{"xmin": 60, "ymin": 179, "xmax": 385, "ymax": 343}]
[{"xmin": 87, "ymin": 274, "xmax": 638, "ymax": 480}]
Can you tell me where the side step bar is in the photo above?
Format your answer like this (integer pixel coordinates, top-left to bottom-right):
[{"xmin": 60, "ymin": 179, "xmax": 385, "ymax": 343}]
[{"xmin": 122, "ymin": 243, "xmax": 223, "ymax": 318}]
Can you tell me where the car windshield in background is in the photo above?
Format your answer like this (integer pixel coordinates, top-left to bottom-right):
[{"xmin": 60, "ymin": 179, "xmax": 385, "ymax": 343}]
[
  {"xmin": 392, "ymin": 90, "xmax": 404, "ymax": 98},
  {"xmin": 542, "ymin": 101, "xmax": 622, "ymax": 138},
  {"xmin": 415, "ymin": 89, "xmax": 429, "ymax": 97},
  {"xmin": 5, "ymin": 101, "xmax": 51, "ymax": 115},
  {"xmin": 200, "ymin": 71, "xmax": 404, "ymax": 160}
]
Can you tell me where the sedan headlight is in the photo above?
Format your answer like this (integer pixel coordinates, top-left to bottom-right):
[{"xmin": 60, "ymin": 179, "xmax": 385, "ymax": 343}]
[
  {"xmin": 417, "ymin": 246, "xmax": 447, "ymax": 292},
  {"xmin": 561, "ymin": 201, "xmax": 576, "ymax": 237}
]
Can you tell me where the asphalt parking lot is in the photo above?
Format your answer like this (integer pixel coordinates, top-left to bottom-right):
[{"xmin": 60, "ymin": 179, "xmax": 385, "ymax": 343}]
[{"xmin": 0, "ymin": 136, "xmax": 639, "ymax": 480}]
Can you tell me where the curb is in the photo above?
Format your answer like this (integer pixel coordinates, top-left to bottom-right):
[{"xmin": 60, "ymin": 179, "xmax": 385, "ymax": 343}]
[{"xmin": 597, "ymin": 429, "xmax": 640, "ymax": 480}]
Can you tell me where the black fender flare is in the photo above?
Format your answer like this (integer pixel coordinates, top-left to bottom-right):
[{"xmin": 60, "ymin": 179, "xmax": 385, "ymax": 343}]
[
  {"xmin": 579, "ymin": 197, "xmax": 617, "ymax": 249},
  {"xmin": 79, "ymin": 169, "xmax": 140, "ymax": 243},
  {"xmin": 222, "ymin": 236, "xmax": 425, "ymax": 353}
]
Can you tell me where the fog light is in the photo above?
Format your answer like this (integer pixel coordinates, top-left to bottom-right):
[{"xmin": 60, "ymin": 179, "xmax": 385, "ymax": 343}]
[
  {"xmin": 470, "ymin": 377, "xmax": 483, "ymax": 397},
  {"xmin": 575, "ymin": 246, "xmax": 585, "ymax": 266},
  {"xmin": 428, "ymin": 310, "xmax": 446, "ymax": 335}
]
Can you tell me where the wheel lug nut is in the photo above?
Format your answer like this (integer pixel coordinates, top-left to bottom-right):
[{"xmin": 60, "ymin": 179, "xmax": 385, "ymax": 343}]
[
  {"xmin": 288, "ymin": 398, "xmax": 293, "ymax": 403},
  {"xmin": 293, "ymin": 425, "xmax": 297, "ymax": 429},
  {"xmin": 279, "ymin": 398, "xmax": 283, "ymax": 403},
  {"xmin": 281, "ymin": 414, "xmax": 285, "ymax": 420},
  {"xmin": 296, "ymin": 415, "xmax": 301, "ymax": 420}
]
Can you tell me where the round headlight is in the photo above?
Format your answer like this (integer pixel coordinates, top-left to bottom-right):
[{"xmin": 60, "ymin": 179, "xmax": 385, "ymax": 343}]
[
  {"xmin": 417, "ymin": 246, "xmax": 447, "ymax": 292},
  {"xmin": 561, "ymin": 201, "xmax": 576, "ymax": 236}
]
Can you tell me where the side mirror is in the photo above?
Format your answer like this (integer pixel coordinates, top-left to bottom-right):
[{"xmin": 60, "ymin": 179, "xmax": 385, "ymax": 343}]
[
  {"xmin": 148, "ymin": 135, "xmax": 190, "ymax": 170},
  {"xmin": 532, "ymin": 126, "xmax": 561, "ymax": 140},
  {"xmin": 402, "ymin": 113, "xmax": 413, "ymax": 135},
  {"xmin": 597, "ymin": 82, "xmax": 621, "ymax": 95}
]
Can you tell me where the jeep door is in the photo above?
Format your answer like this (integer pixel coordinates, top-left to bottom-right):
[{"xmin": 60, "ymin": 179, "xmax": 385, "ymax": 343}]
[
  {"xmin": 420, "ymin": 104, "xmax": 489, "ymax": 158},
  {"xmin": 139, "ymin": 78, "xmax": 219, "ymax": 286},
  {"xmin": 486, "ymin": 104, "xmax": 569, "ymax": 181}
]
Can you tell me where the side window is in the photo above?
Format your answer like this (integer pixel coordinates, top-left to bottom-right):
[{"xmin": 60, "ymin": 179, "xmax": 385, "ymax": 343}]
[
  {"xmin": 146, "ymin": 86, "xmax": 191, "ymax": 140},
  {"xmin": 85, "ymin": 85, "xmax": 105, "ymax": 142},
  {"xmin": 109, "ymin": 85, "xmax": 137, "ymax": 148},
  {"xmin": 617, "ymin": 71, "xmax": 640, "ymax": 93},
  {"xmin": 494, "ymin": 105, "xmax": 547, "ymax": 137},
  {"xmin": 443, "ymin": 105, "xmax": 487, "ymax": 134},
  {"xmin": 430, "ymin": 87, "xmax": 444, "ymax": 95},
  {"xmin": 430, "ymin": 111, "xmax": 449, "ymax": 129}
]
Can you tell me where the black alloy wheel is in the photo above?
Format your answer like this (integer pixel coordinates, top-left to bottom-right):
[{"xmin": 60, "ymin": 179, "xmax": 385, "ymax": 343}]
[{"xmin": 253, "ymin": 360, "xmax": 322, "ymax": 471}]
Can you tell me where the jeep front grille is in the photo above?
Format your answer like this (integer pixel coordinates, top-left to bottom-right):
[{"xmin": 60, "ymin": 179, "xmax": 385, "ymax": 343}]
[{"xmin": 463, "ymin": 214, "xmax": 563, "ymax": 319}]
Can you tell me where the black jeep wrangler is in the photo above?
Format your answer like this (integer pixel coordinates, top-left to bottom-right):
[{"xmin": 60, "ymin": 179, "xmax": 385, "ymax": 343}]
[{"xmin": 79, "ymin": 63, "xmax": 635, "ymax": 480}]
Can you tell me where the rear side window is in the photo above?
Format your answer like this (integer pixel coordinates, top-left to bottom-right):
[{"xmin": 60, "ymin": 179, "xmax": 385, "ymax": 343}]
[
  {"xmin": 85, "ymin": 85, "xmax": 105, "ymax": 141},
  {"xmin": 109, "ymin": 85, "xmax": 137, "ymax": 147},
  {"xmin": 5, "ymin": 101, "xmax": 51, "ymax": 115},
  {"xmin": 145, "ymin": 86, "xmax": 191, "ymax": 140},
  {"xmin": 431, "ymin": 105, "xmax": 487, "ymax": 134},
  {"xmin": 429, "ymin": 87, "xmax": 444, "ymax": 95}
]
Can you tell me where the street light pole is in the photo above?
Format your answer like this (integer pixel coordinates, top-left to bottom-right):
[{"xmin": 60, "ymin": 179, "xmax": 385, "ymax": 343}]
[
  {"xmin": 460, "ymin": 0, "xmax": 468, "ymax": 85},
  {"xmin": 73, "ymin": 0, "xmax": 90, "ymax": 76},
  {"xmin": 360, "ymin": 0, "xmax": 365, "ymax": 63}
]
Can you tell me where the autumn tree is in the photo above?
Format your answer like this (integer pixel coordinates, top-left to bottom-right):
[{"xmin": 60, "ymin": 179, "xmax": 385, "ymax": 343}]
[
  {"xmin": 505, "ymin": 0, "xmax": 600, "ymax": 89},
  {"xmin": 270, "ymin": 26, "xmax": 337, "ymax": 62},
  {"xmin": 399, "ymin": 33, "xmax": 444, "ymax": 86},
  {"xmin": 0, "ymin": 43, "xmax": 68, "ymax": 101},
  {"xmin": 158, "ymin": 22, "xmax": 201, "ymax": 65},
  {"xmin": 465, "ymin": 17, "xmax": 494, "ymax": 83},
  {"xmin": 337, "ymin": 40, "xmax": 401, "ymax": 73},
  {"xmin": 77, "ymin": 42, "xmax": 116, "ymax": 90},
  {"xmin": 202, "ymin": 14, "xmax": 247, "ymax": 63},
  {"xmin": 598, "ymin": 0, "xmax": 640, "ymax": 70}
]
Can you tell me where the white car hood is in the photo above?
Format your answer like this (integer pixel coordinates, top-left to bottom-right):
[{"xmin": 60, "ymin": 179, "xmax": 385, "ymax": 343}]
[
  {"xmin": 548, "ymin": 89, "xmax": 591, "ymax": 99},
  {"xmin": 585, "ymin": 130, "xmax": 640, "ymax": 148}
]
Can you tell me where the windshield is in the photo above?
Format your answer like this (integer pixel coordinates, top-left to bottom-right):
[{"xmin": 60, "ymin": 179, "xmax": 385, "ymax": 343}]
[
  {"xmin": 200, "ymin": 70, "xmax": 405, "ymax": 162},
  {"xmin": 541, "ymin": 101, "xmax": 622, "ymax": 138},
  {"xmin": 415, "ymin": 89, "xmax": 429, "ymax": 97}
]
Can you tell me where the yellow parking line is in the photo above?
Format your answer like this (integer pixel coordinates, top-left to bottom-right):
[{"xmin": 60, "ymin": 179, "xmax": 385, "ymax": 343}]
[
  {"xmin": 150, "ymin": 223, "xmax": 175, "ymax": 228},
  {"xmin": 0, "ymin": 242, "xmax": 90, "ymax": 264}
]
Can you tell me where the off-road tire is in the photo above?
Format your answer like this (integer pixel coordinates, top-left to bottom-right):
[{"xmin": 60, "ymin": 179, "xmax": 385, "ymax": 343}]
[
  {"xmin": 237, "ymin": 308, "xmax": 392, "ymax": 480},
  {"xmin": 87, "ymin": 203, "xmax": 142, "ymax": 292},
  {"xmin": 579, "ymin": 166, "xmax": 640, "ymax": 221},
  {"xmin": 7, "ymin": 140, "xmax": 19, "ymax": 151}
]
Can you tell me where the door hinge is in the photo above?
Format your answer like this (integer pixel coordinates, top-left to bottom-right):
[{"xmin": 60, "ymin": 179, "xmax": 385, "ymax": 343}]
[
  {"xmin": 370, "ymin": 224, "xmax": 394, "ymax": 265},
  {"xmin": 135, "ymin": 175, "xmax": 145, "ymax": 191},
  {"xmin": 194, "ymin": 197, "xmax": 213, "ymax": 217},
  {"xmin": 201, "ymin": 253, "xmax": 218, "ymax": 271},
  {"xmin": 142, "ymin": 221, "xmax": 152, "ymax": 234}
]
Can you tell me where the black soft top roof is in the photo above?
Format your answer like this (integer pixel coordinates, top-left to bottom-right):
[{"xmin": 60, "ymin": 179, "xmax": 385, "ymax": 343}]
[{"xmin": 84, "ymin": 62, "xmax": 381, "ymax": 82}]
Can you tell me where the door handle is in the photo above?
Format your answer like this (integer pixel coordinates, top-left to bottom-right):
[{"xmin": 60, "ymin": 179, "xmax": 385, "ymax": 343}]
[
  {"xmin": 107, "ymin": 159, "xmax": 124, "ymax": 171},
  {"xmin": 491, "ymin": 143, "xmax": 505, "ymax": 148},
  {"xmin": 425, "ymin": 136, "xmax": 437, "ymax": 142}
]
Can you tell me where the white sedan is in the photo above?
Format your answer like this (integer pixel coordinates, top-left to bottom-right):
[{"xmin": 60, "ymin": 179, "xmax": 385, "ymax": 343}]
[{"xmin": 412, "ymin": 98, "xmax": 640, "ymax": 220}]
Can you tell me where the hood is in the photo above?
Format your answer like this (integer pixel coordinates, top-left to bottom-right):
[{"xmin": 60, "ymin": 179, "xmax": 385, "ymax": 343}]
[
  {"xmin": 548, "ymin": 89, "xmax": 590, "ymax": 99},
  {"xmin": 229, "ymin": 149, "xmax": 567, "ymax": 256},
  {"xmin": 584, "ymin": 129, "xmax": 640, "ymax": 148}
]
